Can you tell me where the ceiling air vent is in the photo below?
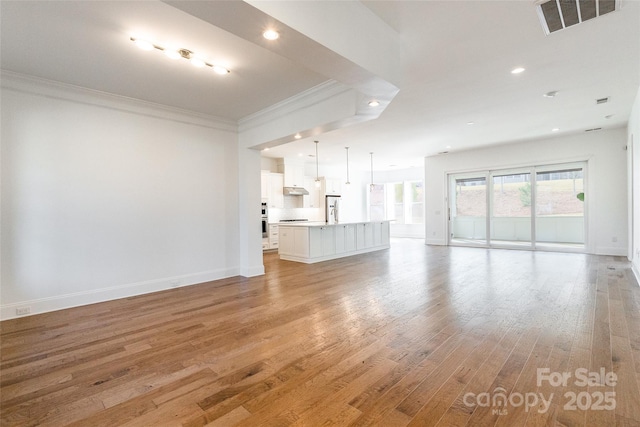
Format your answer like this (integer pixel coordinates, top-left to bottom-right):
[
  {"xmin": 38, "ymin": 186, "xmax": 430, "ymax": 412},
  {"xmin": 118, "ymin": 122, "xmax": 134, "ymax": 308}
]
[
  {"xmin": 536, "ymin": 0, "xmax": 619, "ymax": 35},
  {"xmin": 585, "ymin": 127, "xmax": 603, "ymax": 132},
  {"xmin": 596, "ymin": 97, "xmax": 610, "ymax": 104}
]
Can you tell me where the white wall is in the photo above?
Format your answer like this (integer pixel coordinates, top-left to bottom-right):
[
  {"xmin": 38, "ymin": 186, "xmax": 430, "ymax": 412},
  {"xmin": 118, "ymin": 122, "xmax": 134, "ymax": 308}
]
[
  {"xmin": 628, "ymin": 86, "xmax": 640, "ymax": 283},
  {"xmin": 425, "ymin": 128, "xmax": 628, "ymax": 256},
  {"xmin": 1, "ymin": 75, "xmax": 241, "ymax": 319}
]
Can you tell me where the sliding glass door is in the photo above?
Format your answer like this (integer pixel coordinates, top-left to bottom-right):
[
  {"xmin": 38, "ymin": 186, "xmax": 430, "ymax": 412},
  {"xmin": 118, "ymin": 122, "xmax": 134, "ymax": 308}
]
[
  {"xmin": 535, "ymin": 167, "xmax": 585, "ymax": 248},
  {"xmin": 449, "ymin": 162, "xmax": 586, "ymax": 251},
  {"xmin": 490, "ymin": 171, "xmax": 532, "ymax": 248},
  {"xmin": 449, "ymin": 174, "xmax": 488, "ymax": 245}
]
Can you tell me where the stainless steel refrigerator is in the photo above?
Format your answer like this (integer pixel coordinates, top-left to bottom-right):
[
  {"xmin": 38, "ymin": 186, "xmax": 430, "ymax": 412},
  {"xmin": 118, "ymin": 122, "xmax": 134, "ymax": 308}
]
[{"xmin": 325, "ymin": 195, "xmax": 340, "ymax": 224}]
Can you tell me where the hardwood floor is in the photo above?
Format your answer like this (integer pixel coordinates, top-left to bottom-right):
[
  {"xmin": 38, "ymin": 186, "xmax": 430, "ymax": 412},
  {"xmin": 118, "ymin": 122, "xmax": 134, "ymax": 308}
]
[{"xmin": 2, "ymin": 239, "xmax": 640, "ymax": 426}]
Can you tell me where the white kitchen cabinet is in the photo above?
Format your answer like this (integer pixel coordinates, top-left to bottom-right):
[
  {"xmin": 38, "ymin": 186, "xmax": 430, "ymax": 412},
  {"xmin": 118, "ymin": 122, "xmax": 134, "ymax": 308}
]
[
  {"xmin": 335, "ymin": 224, "xmax": 356, "ymax": 254},
  {"xmin": 309, "ymin": 226, "xmax": 336, "ymax": 257},
  {"xmin": 371, "ymin": 221, "xmax": 390, "ymax": 246},
  {"xmin": 345, "ymin": 224, "xmax": 357, "ymax": 252},
  {"xmin": 280, "ymin": 226, "xmax": 311, "ymax": 258},
  {"xmin": 268, "ymin": 173, "xmax": 284, "ymax": 209},
  {"xmin": 335, "ymin": 225, "xmax": 346, "ymax": 254},
  {"xmin": 269, "ymin": 224, "xmax": 279, "ymax": 249},
  {"xmin": 322, "ymin": 178, "xmax": 342, "ymax": 196},
  {"xmin": 278, "ymin": 160, "xmax": 305, "ymax": 188},
  {"xmin": 278, "ymin": 221, "xmax": 390, "ymax": 264},
  {"xmin": 321, "ymin": 227, "xmax": 335, "ymax": 256},
  {"xmin": 356, "ymin": 223, "xmax": 374, "ymax": 250},
  {"xmin": 309, "ymin": 227, "xmax": 322, "ymax": 258},
  {"xmin": 260, "ymin": 171, "xmax": 269, "ymax": 200},
  {"xmin": 303, "ymin": 177, "xmax": 320, "ymax": 208}
]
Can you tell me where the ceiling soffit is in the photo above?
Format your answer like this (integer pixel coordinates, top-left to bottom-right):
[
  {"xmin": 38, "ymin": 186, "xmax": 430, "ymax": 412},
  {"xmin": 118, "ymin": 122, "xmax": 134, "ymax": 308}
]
[{"xmin": 164, "ymin": 1, "xmax": 400, "ymax": 149}]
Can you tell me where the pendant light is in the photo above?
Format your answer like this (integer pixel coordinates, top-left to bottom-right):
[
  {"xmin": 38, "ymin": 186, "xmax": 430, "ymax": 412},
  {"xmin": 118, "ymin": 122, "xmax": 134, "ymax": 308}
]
[
  {"xmin": 369, "ymin": 152, "xmax": 374, "ymax": 191},
  {"xmin": 314, "ymin": 141, "xmax": 321, "ymax": 188},
  {"xmin": 345, "ymin": 147, "xmax": 351, "ymax": 185}
]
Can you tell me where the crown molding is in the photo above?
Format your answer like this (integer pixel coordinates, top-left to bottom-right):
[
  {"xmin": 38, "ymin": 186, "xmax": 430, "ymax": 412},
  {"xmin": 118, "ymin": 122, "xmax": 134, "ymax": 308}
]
[
  {"xmin": 0, "ymin": 70, "xmax": 237, "ymax": 132},
  {"xmin": 238, "ymin": 79, "xmax": 347, "ymax": 132}
]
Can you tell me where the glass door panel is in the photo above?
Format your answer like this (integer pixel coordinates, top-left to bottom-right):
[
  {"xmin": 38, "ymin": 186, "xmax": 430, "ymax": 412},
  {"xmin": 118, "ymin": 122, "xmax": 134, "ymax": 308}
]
[
  {"xmin": 535, "ymin": 167, "xmax": 585, "ymax": 248},
  {"xmin": 490, "ymin": 172, "xmax": 532, "ymax": 247},
  {"xmin": 449, "ymin": 175, "xmax": 487, "ymax": 245}
]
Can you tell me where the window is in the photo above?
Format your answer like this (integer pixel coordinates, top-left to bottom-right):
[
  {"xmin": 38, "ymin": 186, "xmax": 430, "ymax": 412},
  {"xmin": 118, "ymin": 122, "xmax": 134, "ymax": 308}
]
[
  {"xmin": 369, "ymin": 180, "xmax": 424, "ymax": 224},
  {"xmin": 408, "ymin": 181, "xmax": 424, "ymax": 224},
  {"xmin": 370, "ymin": 184, "xmax": 385, "ymax": 221}
]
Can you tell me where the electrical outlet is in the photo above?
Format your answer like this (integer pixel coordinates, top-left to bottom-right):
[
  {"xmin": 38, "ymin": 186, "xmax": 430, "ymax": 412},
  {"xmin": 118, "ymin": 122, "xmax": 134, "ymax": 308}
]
[{"xmin": 16, "ymin": 307, "xmax": 31, "ymax": 316}]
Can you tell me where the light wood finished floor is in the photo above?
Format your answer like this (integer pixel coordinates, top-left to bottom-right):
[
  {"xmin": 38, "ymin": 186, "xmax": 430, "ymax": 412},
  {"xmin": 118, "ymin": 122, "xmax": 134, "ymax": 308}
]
[{"xmin": 2, "ymin": 239, "xmax": 640, "ymax": 426}]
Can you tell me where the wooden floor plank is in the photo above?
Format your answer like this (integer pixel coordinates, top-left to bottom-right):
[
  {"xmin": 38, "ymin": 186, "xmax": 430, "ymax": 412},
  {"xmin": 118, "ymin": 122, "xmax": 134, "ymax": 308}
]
[{"xmin": 1, "ymin": 240, "xmax": 638, "ymax": 426}]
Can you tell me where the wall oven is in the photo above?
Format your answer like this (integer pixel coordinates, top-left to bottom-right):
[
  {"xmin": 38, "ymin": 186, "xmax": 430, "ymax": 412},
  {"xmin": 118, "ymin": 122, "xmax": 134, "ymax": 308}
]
[{"xmin": 261, "ymin": 203, "xmax": 268, "ymax": 238}]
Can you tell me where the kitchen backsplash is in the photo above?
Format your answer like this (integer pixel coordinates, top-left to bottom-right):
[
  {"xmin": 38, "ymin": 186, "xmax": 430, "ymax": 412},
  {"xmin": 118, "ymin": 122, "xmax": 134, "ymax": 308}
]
[{"xmin": 268, "ymin": 198, "xmax": 324, "ymax": 223}]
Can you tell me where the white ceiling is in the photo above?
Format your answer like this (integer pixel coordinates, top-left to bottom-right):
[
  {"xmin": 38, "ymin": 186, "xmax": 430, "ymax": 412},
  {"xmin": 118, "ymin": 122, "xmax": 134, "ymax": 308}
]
[{"xmin": 2, "ymin": 1, "xmax": 639, "ymax": 171}]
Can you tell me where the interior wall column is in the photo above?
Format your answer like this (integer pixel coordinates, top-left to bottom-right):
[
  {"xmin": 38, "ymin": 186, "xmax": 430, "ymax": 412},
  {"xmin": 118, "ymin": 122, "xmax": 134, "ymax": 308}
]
[{"xmin": 238, "ymin": 146, "xmax": 264, "ymax": 277}]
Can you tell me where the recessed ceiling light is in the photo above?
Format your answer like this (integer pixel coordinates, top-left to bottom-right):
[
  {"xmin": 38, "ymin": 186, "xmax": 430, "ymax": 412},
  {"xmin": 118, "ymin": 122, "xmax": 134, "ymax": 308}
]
[
  {"xmin": 263, "ymin": 30, "xmax": 279, "ymax": 40},
  {"xmin": 446, "ymin": 145, "xmax": 452, "ymax": 149},
  {"xmin": 543, "ymin": 91, "xmax": 558, "ymax": 98},
  {"xmin": 511, "ymin": 67, "xmax": 525, "ymax": 74},
  {"xmin": 294, "ymin": 133, "xmax": 302, "ymax": 139},
  {"xmin": 164, "ymin": 49, "xmax": 180, "ymax": 60},
  {"xmin": 298, "ymin": 153, "xmax": 303, "ymax": 157},
  {"xmin": 212, "ymin": 65, "xmax": 230, "ymax": 75},
  {"xmin": 133, "ymin": 38, "xmax": 154, "ymax": 51},
  {"xmin": 552, "ymin": 128, "xmax": 560, "ymax": 132},
  {"xmin": 467, "ymin": 121, "xmax": 475, "ymax": 125},
  {"xmin": 190, "ymin": 57, "xmax": 206, "ymax": 68},
  {"xmin": 262, "ymin": 147, "xmax": 270, "ymax": 151},
  {"xmin": 368, "ymin": 100, "xmax": 380, "ymax": 107}
]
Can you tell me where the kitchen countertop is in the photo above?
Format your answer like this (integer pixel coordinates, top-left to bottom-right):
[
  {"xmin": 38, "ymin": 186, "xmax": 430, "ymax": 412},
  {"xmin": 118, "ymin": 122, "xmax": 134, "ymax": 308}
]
[{"xmin": 275, "ymin": 220, "xmax": 390, "ymax": 227}]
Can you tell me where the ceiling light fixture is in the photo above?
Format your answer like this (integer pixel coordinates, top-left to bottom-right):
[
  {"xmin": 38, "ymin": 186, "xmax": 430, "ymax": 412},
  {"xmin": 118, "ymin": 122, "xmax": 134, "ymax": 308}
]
[
  {"xmin": 370, "ymin": 152, "xmax": 375, "ymax": 191},
  {"xmin": 552, "ymin": 128, "xmax": 560, "ymax": 132},
  {"xmin": 368, "ymin": 100, "xmax": 380, "ymax": 107},
  {"xmin": 133, "ymin": 39, "xmax": 154, "ymax": 51},
  {"xmin": 511, "ymin": 67, "xmax": 525, "ymax": 74},
  {"xmin": 315, "ymin": 141, "xmax": 321, "ymax": 188},
  {"xmin": 263, "ymin": 29, "xmax": 279, "ymax": 40},
  {"xmin": 164, "ymin": 49, "xmax": 181, "ymax": 60},
  {"xmin": 294, "ymin": 133, "xmax": 302, "ymax": 139},
  {"xmin": 467, "ymin": 121, "xmax": 475, "ymax": 125},
  {"xmin": 130, "ymin": 37, "xmax": 230, "ymax": 75},
  {"xmin": 345, "ymin": 147, "xmax": 351, "ymax": 185}
]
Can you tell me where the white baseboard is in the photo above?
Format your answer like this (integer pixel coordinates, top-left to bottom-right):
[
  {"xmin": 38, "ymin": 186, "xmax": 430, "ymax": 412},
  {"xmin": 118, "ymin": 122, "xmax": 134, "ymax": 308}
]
[
  {"xmin": 425, "ymin": 238, "xmax": 447, "ymax": 246},
  {"xmin": 1, "ymin": 267, "xmax": 240, "ymax": 321},
  {"xmin": 279, "ymin": 245, "xmax": 389, "ymax": 264},
  {"xmin": 632, "ymin": 263, "xmax": 640, "ymax": 287},
  {"xmin": 240, "ymin": 264, "xmax": 266, "ymax": 277},
  {"xmin": 594, "ymin": 246, "xmax": 628, "ymax": 256}
]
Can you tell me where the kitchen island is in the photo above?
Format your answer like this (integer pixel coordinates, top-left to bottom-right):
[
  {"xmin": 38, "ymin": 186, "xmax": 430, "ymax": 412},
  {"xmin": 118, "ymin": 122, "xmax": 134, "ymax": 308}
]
[{"xmin": 278, "ymin": 221, "xmax": 390, "ymax": 264}]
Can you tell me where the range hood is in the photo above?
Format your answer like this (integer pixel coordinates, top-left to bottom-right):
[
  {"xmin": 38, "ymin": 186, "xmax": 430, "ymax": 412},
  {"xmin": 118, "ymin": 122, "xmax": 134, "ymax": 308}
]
[{"xmin": 283, "ymin": 186, "xmax": 309, "ymax": 196}]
